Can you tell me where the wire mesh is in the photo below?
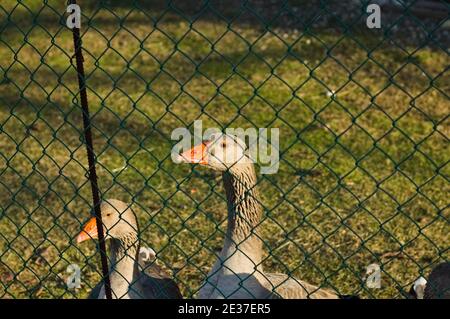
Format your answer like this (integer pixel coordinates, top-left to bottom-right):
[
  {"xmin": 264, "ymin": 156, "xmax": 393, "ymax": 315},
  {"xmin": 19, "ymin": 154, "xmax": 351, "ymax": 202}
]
[{"xmin": 0, "ymin": 0, "xmax": 448, "ymax": 298}]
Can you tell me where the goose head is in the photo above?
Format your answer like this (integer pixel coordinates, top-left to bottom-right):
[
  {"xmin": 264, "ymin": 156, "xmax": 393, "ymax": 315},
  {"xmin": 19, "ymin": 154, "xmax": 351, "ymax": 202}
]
[
  {"xmin": 177, "ymin": 133, "xmax": 252, "ymax": 173},
  {"xmin": 76, "ymin": 199, "xmax": 138, "ymax": 243}
]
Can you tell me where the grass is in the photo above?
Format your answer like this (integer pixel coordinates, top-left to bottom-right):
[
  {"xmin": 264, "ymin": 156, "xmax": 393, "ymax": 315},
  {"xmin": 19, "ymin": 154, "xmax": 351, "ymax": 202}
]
[{"xmin": 0, "ymin": 0, "xmax": 448, "ymax": 298}]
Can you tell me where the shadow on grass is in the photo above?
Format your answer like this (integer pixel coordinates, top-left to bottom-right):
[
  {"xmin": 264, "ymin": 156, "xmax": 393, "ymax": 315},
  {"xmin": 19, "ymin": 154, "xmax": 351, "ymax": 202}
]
[{"xmin": 1, "ymin": 0, "xmax": 447, "ymax": 48}]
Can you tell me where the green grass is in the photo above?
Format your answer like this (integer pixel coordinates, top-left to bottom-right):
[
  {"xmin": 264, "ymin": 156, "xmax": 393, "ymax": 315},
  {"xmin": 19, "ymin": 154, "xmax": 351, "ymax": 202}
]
[{"xmin": 0, "ymin": 1, "xmax": 448, "ymax": 299}]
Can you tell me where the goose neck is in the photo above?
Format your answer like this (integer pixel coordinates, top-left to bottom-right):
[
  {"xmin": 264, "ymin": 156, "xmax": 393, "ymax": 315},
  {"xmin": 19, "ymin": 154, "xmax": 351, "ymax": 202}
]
[
  {"xmin": 222, "ymin": 163, "xmax": 263, "ymax": 260},
  {"xmin": 108, "ymin": 232, "xmax": 140, "ymax": 298}
]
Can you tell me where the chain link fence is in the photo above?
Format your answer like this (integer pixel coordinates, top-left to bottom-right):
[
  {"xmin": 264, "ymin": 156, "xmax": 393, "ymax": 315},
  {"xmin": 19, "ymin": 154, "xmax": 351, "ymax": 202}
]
[{"xmin": 0, "ymin": 0, "xmax": 448, "ymax": 299}]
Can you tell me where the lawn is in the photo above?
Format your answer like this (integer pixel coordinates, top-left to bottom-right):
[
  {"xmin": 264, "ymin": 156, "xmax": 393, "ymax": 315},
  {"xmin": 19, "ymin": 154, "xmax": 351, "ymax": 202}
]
[{"xmin": 0, "ymin": 0, "xmax": 448, "ymax": 298}]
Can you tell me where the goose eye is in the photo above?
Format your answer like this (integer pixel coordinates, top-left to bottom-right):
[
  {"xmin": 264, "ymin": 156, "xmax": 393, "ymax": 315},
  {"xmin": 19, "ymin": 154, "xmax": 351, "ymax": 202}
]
[
  {"xmin": 106, "ymin": 213, "xmax": 111, "ymax": 217},
  {"xmin": 221, "ymin": 142, "xmax": 227, "ymax": 148}
]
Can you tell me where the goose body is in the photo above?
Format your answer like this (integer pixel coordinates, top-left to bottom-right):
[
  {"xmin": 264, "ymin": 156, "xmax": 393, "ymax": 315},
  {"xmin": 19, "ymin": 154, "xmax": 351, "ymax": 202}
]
[
  {"xmin": 178, "ymin": 133, "xmax": 338, "ymax": 299},
  {"xmin": 424, "ymin": 262, "xmax": 450, "ymax": 299},
  {"xmin": 88, "ymin": 262, "xmax": 181, "ymax": 299},
  {"xmin": 409, "ymin": 262, "xmax": 450, "ymax": 299},
  {"xmin": 76, "ymin": 199, "xmax": 182, "ymax": 299}
]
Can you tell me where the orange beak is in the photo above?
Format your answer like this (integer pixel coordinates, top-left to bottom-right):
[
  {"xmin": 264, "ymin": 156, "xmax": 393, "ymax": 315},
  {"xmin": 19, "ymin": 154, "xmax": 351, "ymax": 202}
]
[
  {"xmin": 76, "ymin": 217, "xmax": 98, "ymax": 243},
  {"xmin": 178, "ymin": 143, "xmax": 208, "ymax": 165}
]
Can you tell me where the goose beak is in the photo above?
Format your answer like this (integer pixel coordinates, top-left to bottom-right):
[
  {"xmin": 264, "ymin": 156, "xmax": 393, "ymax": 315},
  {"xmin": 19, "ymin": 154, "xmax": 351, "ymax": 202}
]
[
  {"xmin": 76, "ymin": 217, "xmax": 98, "ymax": 243},
  {"xmin": 178, "ymin": 143, "xmax": 208, "ymax": 164}
]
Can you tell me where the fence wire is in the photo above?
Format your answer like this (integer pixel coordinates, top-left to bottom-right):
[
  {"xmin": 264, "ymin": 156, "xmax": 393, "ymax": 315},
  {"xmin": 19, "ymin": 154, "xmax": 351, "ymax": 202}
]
[{"xmin": 0, "ymin": 0, "xmax": 448, "ymax": 299}]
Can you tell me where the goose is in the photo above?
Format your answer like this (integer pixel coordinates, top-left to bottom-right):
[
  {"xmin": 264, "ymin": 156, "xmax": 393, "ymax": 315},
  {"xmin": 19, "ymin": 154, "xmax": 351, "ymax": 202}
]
[
  {"xmin": 177, "ymin": 133, "xmax": 339, "ymax": 299},
  {"xmin": 76, "ymin": 199, "xmax": 183, "ymax": 299},
  {"xmin": 409, "ymin": 262, "xmax": 450, "ymax": 299}
]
